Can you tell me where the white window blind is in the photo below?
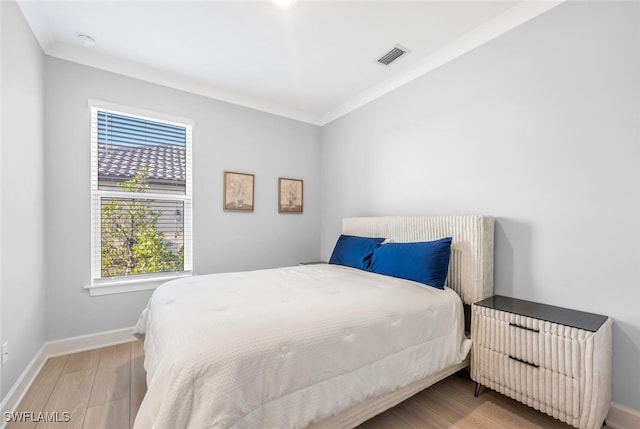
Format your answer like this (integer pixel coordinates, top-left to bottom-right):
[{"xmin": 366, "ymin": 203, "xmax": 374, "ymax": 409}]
[{"xmin": 90, "ymin": 104, "xmax": 192, "ymax": 287}]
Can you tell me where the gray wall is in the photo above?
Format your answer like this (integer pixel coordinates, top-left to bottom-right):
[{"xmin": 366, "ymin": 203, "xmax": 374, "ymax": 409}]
[
  {"xmin": 320, "ymin": 1, "xmax": 640, "ymax": 411},
  {"xmin": 0, "ymin": 1, "xmax": 46, "ymax": 397},
  {"xmin": 44, "ymin": 58, "xmax": 321, "ymax": 340}
]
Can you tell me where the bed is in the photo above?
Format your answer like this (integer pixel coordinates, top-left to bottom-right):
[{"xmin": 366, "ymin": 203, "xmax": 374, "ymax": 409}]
[{"xmin": 133, "ymin": 215, "xmax": 494, "ymax": 429}]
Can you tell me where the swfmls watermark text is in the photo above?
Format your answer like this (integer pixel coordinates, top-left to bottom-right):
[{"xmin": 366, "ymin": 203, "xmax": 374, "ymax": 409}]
[{"xmin": 4, "ymin": 411, "xmax": 71, "ymax": 423}]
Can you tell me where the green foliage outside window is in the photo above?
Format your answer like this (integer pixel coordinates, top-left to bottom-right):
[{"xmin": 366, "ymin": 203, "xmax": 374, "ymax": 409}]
[{"xmin": 101, "ymin": 169, "xmax": 184, "ymax": 277}]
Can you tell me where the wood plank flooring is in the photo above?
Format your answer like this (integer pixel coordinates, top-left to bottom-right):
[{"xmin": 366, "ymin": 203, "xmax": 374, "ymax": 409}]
[
  {"xmin": 7, "ymin": 341, "xmax": 144, "ymax": 429},
  {"xmin": 357, "ymin": 372, "xmax": 611, "ymax": 429},
  {"xmin": 7, "ymin": 341, "xmax": 609, "ymax": 429}
]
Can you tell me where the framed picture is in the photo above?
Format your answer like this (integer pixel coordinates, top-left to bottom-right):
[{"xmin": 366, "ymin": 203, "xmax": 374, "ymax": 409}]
[
  {"xmin": 224, "ymin": 171, "xmax": 254, "ymax": 211},
  {"xmin": 278, "ymin": 178, "xmax": 303, "ymax": 213}
]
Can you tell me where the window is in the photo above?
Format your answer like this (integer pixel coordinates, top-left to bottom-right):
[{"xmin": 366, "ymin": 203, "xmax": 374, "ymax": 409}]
[{"xmin": 89, "ymin": 101, "xmax": 193, "ymax": 295}]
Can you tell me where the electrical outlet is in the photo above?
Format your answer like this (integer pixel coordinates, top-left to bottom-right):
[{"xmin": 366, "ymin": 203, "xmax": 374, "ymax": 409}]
[{"xmin": 2, "ymin": 342, "xmax": 8, "ymax": 365}]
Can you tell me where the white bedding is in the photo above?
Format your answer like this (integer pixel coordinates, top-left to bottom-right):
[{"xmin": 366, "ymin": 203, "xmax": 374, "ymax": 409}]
[{"xmin": 133, "ymin": 264, "xmax": 471, "ymax": 429}]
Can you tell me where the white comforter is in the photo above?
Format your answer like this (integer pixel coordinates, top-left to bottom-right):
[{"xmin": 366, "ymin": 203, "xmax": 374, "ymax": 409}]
[{"xmin": 134, "ymin": 264, "xmax": 471, "ymax": 429}]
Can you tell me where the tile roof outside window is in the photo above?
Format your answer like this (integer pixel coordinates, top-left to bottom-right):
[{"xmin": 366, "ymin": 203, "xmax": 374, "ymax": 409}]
[{"xmin": 98, "ymin": 143, "xmax": 186, "ymax": 185}]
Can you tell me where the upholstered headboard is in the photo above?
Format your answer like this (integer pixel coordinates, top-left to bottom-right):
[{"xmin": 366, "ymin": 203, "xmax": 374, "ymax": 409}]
[{"xmin": 342, "ymin": 215, "xmax": 494, "ymax": 305}]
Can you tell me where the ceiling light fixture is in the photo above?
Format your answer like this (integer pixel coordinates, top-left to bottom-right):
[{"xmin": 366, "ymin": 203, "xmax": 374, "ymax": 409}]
[
  {"xmin": 273, "ymin": 0, "xmax": 295, "ymax": 8},
  {"xmin": 77, "ymin": 33, "xmax": 96, "ymax": 48}
]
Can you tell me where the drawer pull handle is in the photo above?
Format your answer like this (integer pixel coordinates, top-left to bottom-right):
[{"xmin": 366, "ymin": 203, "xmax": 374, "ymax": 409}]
[
  {"xmin": 509, "ymin": 355, "xmax": 539, "ymax": 368},
  {"xmin": 509, "ymin": 322, "xmax": 539, "ymax": 333}
]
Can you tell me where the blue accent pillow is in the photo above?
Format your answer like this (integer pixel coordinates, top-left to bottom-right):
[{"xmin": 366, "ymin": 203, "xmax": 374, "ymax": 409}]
[
  {"xmin": 369, "ymin": 237, "xmax": 453, "ymax": 289},
  {"xmin": 329, "ymin": 235, "xmax": 386, "ymax": 270}
]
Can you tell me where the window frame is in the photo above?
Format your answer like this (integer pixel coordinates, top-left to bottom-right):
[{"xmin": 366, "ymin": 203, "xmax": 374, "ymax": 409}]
[{"xmin": 86, "ymin": 100, "xmax": 194, "ymax": 296}]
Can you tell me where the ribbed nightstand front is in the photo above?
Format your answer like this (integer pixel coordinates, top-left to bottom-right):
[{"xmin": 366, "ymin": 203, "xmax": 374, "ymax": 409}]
[{"xmin": 471, "ymin": 296, "xmax": 612, "ymax": 429}]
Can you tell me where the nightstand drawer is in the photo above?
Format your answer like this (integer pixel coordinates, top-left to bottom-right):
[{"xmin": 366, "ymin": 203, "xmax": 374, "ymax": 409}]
[
  {"xmin": 474, "ymin": 345, "xmax": 581, "ymax": 424},
  {"xmin": 474, "ymin": 304, "xmax": 585, "ymax": 379},
  {"xmin": 471, "ymin": 296, "xmax": 612, "ymax": 429}
]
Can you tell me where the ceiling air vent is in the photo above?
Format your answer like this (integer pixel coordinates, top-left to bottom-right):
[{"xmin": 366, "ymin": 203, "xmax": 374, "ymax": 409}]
[{"xmin": 377, "ymin": 45, "xmax": 409, "ymax": 66}]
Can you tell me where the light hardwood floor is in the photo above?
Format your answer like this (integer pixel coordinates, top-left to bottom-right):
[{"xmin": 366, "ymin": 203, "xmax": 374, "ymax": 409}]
[
  {"xmin": 7, "ymin": 341, "xmax": 609, "ymax": 429},
  {"xmin": 7, "ymin": 341, "xmax": 144, "ymax": 429}
]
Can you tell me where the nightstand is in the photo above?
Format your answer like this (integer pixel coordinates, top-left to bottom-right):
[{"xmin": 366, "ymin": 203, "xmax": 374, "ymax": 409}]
[
  {"xmin": 298, "ymin": 261, "xmax": 327, "ymax": 265},
  {"xmin": 471, "ymin": 295, "xmax": 612, "ymax": 429}
]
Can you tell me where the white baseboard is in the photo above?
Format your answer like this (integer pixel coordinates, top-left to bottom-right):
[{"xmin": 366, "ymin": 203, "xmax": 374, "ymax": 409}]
[
  {"xmin": 43, "ymin": 326, "xmax": 136, "ymax": 358},
  {"xmin": 0, "ymin": 326, "xmax": 136, "ymax": 428},
  {"xmin": 608, "ymin": 402, "xmax": 640, "ymax": 429},
  {"xmin": 0, "ymin": 343, "xmax": 47, "ymax": 428}
]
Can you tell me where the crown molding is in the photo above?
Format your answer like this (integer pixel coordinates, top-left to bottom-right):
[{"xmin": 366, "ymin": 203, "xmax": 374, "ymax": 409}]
[
  {"xmin": 18, "ymin": 0, "xmax": 565, "ymax": 127},
  {"xmin": 319, "ymin": 0, "xmax": 566, "ymax": 125},
  {"xmin": 46, "ymin": 42, "xmax": 323, "ymax": 125}
]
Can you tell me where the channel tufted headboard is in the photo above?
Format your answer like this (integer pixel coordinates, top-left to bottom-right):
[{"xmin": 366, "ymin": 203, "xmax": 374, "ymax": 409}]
[{"xmin": 342, "ymin": 215, "xmax": 494, "ymax": 305}]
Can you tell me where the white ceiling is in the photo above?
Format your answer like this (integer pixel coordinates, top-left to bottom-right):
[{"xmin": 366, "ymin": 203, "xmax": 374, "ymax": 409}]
[{"xmin": 17, "ymin": 0, "xmax": 563, "ymax": 125}]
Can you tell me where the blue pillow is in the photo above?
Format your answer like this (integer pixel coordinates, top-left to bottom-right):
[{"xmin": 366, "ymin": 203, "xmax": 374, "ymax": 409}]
[
  {"xmin": 329, "ymin": 235, "xmax": 385, "ymax": 270},
  {"xmin": 369, "ymin": 237, "xmax": 452, "ymax": 289}
]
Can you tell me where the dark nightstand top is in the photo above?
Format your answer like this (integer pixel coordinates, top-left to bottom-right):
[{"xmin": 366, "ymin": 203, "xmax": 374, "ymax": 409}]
[{"xmin": 474, "ymin": 295, "xmax": 608, "ymax": 332}]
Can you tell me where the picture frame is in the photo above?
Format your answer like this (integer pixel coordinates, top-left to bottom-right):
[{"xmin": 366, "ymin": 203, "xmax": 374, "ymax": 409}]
[
  {"xmin": 224, "ymin": 171, "xmax": 254, "ymax": 211},
  {"xmin": 278, "ymin": 178, "xmax": 303, "ymax": 213}
]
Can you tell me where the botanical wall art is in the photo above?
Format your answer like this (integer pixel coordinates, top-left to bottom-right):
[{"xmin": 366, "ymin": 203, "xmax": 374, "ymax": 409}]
[
  {"xmin": 224, "ymin": 171, "xmax": 254, "ymax": 211},
  {"xmin": 278, "ymin": 178, "xmax": 303, "ymax": 213}
]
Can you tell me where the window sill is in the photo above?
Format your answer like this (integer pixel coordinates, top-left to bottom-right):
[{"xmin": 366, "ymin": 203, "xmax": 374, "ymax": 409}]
[{"xmin": 85, "ymin": 272, "xmax": 192, "ymax": 296}]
